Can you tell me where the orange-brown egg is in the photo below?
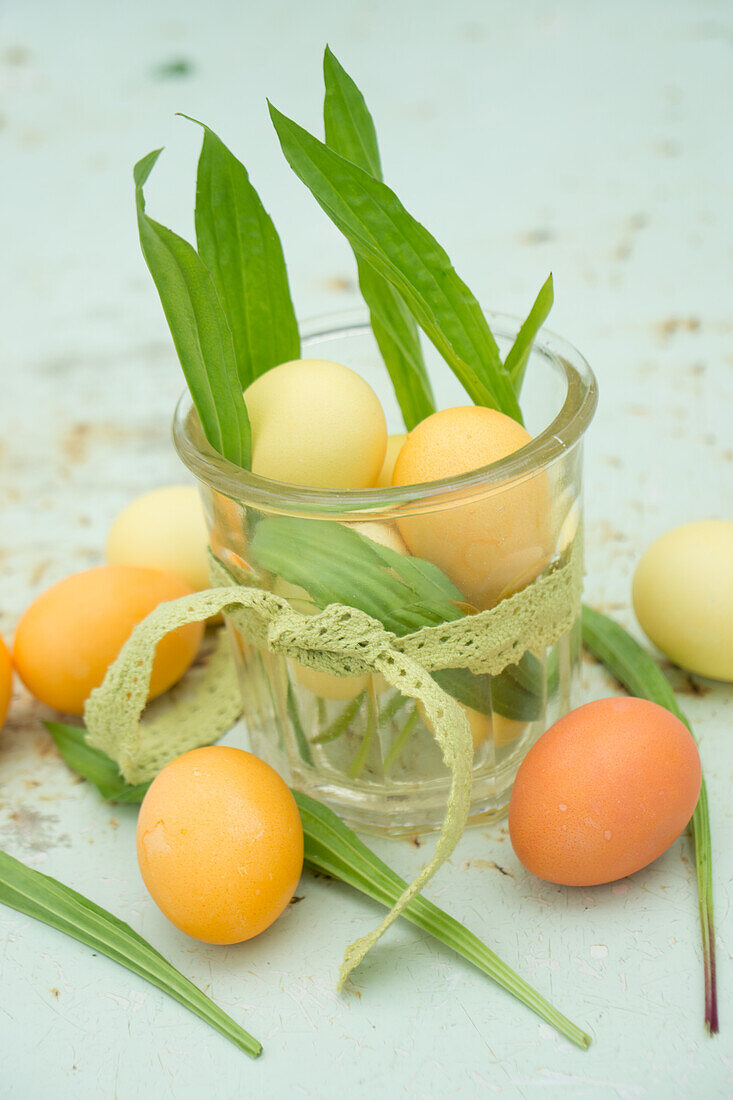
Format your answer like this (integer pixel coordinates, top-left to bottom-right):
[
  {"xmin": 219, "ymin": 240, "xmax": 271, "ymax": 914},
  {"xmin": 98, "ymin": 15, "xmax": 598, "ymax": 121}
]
[
  {"xmin": 508, "ymin": 697, "xmax": 701, "ymax": 886},
  {"xmin": 13, "ymin": 566, "xmax": 203, "ymax": 716},
  {"xmin": 392, "ymin": 406, "xmax": 551, "ymax": 607},
  {"xmin": 137, "ymin": 746, "xmax": 304, "ymax": 944}
]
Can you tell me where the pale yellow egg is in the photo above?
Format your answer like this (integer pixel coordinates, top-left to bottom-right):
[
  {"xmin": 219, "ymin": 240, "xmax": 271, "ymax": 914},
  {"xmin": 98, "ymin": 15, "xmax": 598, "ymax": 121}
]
[
  {"xmin": 393, "ymin": 406, "xmax": 551, "ymax": 608},
  {"xmin": 288, "ymin": 660, "xmax": 370, "ymax": 702},
  {"xmin": 493, "ymin": 714, "xmax": 527, "ymax": 748},
  {"xmin": 376, "ymin": 433, "xmax": 407, "ymax": 488},
  {"xmin": 633, "ymin": 520, "xmax": 733, "ymax": 682},
  {"xmin": 417, "ymin": 699, "xmax": 491, "ymax": 751},
  {"xmin": 244, "ymin": 359, "xmax": 387, "ymax": 488},
  {"xmin": 349, "ymin": 520, "xmax": 408, "ymax": 556},
  {"xmin": 106, "ymin": 486, "xmax": 210, "ymax": 592}
]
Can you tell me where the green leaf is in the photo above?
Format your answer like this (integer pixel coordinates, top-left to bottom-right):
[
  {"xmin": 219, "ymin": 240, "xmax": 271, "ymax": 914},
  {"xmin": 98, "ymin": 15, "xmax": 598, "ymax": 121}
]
[
  {"xmin": 134, "ymin": 150, "xmax": 251, "ymax": 467},
  {"xmin": 250, "ymin": 517, "xmax": 542, "ymax": 719},
  {"xmin": 505, "ymin": 273, "xmax": 554, "ymax": 393},
  {"xmin": 0, "ymin": 849, "xmax": 261, "ymax": 1058},
  {"xmin": 45, "ymin": 721, "xmax": 150, "ymax": 802},
  {"xmin": 250, "ymin": 517, "xmax": 462, "ymax": 634},
  {"xmin": 322, "ymin": 48, "xmax": 435, "ymax": 430},
  {"xmin": 47, "ymin": 723, "xmax": 590, "ymax": 1049},
  {"xmin": 294, "ymin": 790, "xmax": 590, "ymax": 1049},
  {"xmin": 268, "ymin": 102, "xmax": 523, "ymax": 423},
  {"xmin": 181, "ymin": 117, "xmax": 300, "ymax": 388},
  {"xmin": 581, "ymin": 604, "xmax": 718, "ymax": 1035}
]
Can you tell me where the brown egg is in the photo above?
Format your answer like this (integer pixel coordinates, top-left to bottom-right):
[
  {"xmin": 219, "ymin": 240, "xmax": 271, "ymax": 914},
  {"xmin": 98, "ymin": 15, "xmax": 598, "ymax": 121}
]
[
  {"xmin": 508, "ymin": 697, "xmax": 701, "ymax": 886},
  {"xmin": 392, "ymin": 406, "xmax": 551, "ymax": 607}
]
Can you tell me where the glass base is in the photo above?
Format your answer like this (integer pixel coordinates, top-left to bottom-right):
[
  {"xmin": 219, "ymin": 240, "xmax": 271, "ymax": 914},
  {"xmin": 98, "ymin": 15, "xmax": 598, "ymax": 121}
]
[{"xmin": 289, "ymin": 771, "xmax": 511, "ymax": 836}]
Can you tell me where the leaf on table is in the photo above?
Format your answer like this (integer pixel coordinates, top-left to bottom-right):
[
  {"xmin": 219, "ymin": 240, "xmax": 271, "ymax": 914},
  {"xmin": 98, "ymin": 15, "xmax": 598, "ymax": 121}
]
[
  {"xmin": 581, "ymin": 604, "xmax": 718, "ymax": 1036},
  {"xmin": 45, "ymin": 721, "xmax": 150, "ymax": 803},
  {"xmin": 0, "ymin": 850, "xmax": 261, "ymax": 1057},
  {"xmin": 322, "ymin": 47, "xmax": 435, "ymax": 430},
  {"xmin": 181, "ymin": 116, "xmax": 300, "ymax": 388},
  {"xmin": 134, "ymin": 149, "xmax": 251, "ymax": 467},
  {"xmin": 268, "ymin": 102, "xmax": 523, "ymax": 423}
]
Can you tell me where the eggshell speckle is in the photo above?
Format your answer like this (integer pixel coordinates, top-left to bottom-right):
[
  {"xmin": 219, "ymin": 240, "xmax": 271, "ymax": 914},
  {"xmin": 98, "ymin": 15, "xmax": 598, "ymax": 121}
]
[
  {"xmin": 106, "ymin": 486, "xmax": 210, "ymax": 592},
  {"xmin": 137, "ymin": 746, "xmax": 303, "ymax": 944},
  {"xmin": 633, "ymin": 520, "xmax": 733, "ymax": 682},
  {"xmin": 13, "ymin": 566, "xmax": 203, "ymax": 716},
  {"xmin": 244, "ymin": 359, "xmax": 387, "ymax": 488},
  {"xmin": 508, "ymin": 697, "xmax": 701, "ymax": 886},
  {"xmin": 392, "ymin": 406, "xmax": 551, "ymax": 607}
]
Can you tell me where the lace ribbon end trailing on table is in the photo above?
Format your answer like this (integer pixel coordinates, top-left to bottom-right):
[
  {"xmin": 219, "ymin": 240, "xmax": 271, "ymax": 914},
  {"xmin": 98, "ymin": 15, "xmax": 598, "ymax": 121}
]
[{"xmin": 84, "ymin": 534, "xmax": 582, "ymax": 988}]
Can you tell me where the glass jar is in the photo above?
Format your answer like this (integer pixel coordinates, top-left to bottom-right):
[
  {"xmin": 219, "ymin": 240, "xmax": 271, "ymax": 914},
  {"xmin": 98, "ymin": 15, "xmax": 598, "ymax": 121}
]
[{"xmin": 173, "ymin": 310, "xmax": 597, "ymax": 835}]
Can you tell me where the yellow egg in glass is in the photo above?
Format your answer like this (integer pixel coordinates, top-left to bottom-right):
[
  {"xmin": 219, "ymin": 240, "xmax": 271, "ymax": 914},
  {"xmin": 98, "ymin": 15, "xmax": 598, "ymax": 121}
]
[
  {"xmin": 392, "ymin": 406, "xmax": 552, "ymax": 608},
  {"xmin": 244, "ymin": 358, "xmax": 387, "ymax": 488}
]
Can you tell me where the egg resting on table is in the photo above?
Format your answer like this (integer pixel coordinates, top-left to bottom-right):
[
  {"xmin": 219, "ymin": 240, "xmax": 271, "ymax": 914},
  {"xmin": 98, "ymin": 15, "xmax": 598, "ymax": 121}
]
[
  {"xmin": 633, "ymin": 519, "xmax": 733, "ymax": 682},
  {"xmin": 13, "ymin": 566, "xmax": 203, "ymax": 716},
  {"xmin": 244, "ymin": 358, "xmax": 387, "ymax": 488},
  {"xmin": 137, "ymin": 746, "xmax": 304, "ymax": 944},
  {"xmin": 0, "ymin": 634, "xmax": 12, "ymax": 728},
  {"xmin": 508, "ymin": 697, "xmax": 701, "ymax": 886},
  {"xmin": 106, "ymin": 485, "xmax": 210, "ymax": 592},
  {"xmin": 392, "ymin": 406, "xmax": 552, "ymax": 608}
]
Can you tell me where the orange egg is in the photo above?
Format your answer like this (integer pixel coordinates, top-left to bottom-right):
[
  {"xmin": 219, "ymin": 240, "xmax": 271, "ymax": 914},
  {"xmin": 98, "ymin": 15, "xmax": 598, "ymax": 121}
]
[
  {"xmin": 13, "ymin": 566, "xmax": 203, "ymax": 716},
  {"xmin": 392, "ymin": 406, "xmax": 551, "ymax": 607},
  {"xmin": 0, "ymin": 634, "xmax": 12, "ymax": 728},
  {"xmin": 508, "ymin": 697, "xmax": 701, "ymax": 886},
  {"xmin": 136, "ymin": 747, "xmax": 304, "ymax": 944}
]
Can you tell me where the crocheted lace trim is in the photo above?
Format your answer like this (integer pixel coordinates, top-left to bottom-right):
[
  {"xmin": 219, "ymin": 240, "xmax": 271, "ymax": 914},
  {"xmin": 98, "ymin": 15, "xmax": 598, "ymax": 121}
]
[{"xmin": 84, "ymin": 534, "xmax": 581, "ymax": 987}]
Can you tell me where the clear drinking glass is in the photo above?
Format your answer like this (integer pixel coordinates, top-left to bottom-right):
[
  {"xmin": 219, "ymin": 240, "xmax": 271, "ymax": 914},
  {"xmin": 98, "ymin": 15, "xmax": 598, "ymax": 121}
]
[{"xmin": 173, "ymin": 310, "xmax": 597, "ymax": 835}]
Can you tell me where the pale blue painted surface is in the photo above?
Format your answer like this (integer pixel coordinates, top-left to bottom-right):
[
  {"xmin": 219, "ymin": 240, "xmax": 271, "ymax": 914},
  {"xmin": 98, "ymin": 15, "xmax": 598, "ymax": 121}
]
[{"xmin": 1, "ymin": 1, "xmax": 732, "ymax": 1095}]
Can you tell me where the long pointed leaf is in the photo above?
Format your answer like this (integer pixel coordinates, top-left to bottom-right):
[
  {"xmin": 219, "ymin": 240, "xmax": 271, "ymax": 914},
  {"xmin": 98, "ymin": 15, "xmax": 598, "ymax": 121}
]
[
  {"xmin": 581, "ymin": 604, "xmax": 718, "ymax": 1035},
  {"xmin": 323, "ymin": 48, "xmax": 435, "ymax": 429},
  {"xmin": 505, "ymin": 273, "xmax": 554, "ymax": 393},
  {"xmin": 293, "ymin": 790, "xmax": 590, "ymax": 1049},
  {"xmin": 181, "ymin": 117, "xmax": 300, "ymax": 387},
  {"xmin": 134, "ymin": 150, "xmax": 251, "ymax": 467},
  {"xmin": 0, "ymin": 849, "xmax": 261, "ymax": 1058},
  {"xmin": 268, "ymin": 103, "xmax": 523, "ymax": 423}
]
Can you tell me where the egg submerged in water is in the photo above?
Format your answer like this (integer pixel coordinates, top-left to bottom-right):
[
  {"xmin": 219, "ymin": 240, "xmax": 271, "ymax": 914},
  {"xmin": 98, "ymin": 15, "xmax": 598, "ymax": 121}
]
[
  {"xmin": 508, "ymin": 697, "xmax": 701, "ymax": 886},
  {"xmin": 392, "ymin": 406, "xmax": 552, "ymax": 608}
]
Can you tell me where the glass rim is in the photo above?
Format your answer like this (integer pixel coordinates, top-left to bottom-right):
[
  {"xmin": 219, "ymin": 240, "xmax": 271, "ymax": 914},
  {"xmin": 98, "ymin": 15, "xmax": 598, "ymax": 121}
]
[{"xmin": 173, "ymin": 308, "xmax": 598, "ymax": 518}]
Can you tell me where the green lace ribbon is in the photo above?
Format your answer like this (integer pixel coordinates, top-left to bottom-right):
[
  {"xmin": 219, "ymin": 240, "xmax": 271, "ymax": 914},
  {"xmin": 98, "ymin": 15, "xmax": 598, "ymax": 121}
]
[{"xmin": 84, "ymin": 537, "xmax": 582, "ymax": 987}]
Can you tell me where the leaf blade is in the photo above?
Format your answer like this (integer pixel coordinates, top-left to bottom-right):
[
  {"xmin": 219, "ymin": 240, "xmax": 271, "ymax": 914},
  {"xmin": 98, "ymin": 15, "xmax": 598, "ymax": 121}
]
[
  {"xmin": 504, "ymin": 273, "xmax": 554, "ymax": 393},
  {"xmin": 268, "ymin": 102, "xmax": 523, "ymax": 422},
  {"xmin": 184, "ymin": 117, "xmax": 300, "ymax": 387},
  {"xmin": 0, "ymin": 849, "xmax": 262, "ymax": 1057},
  {"xmin": 134, "ymin": 150, "xmax": 251, "ymax": 467},
  {"xmin": 581, "ymin": 604, "xmax": 718, "ymax": 1035},
  {"xmin": 323, "ymin": 48, "xmax": 435, "ymax": 429}
]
